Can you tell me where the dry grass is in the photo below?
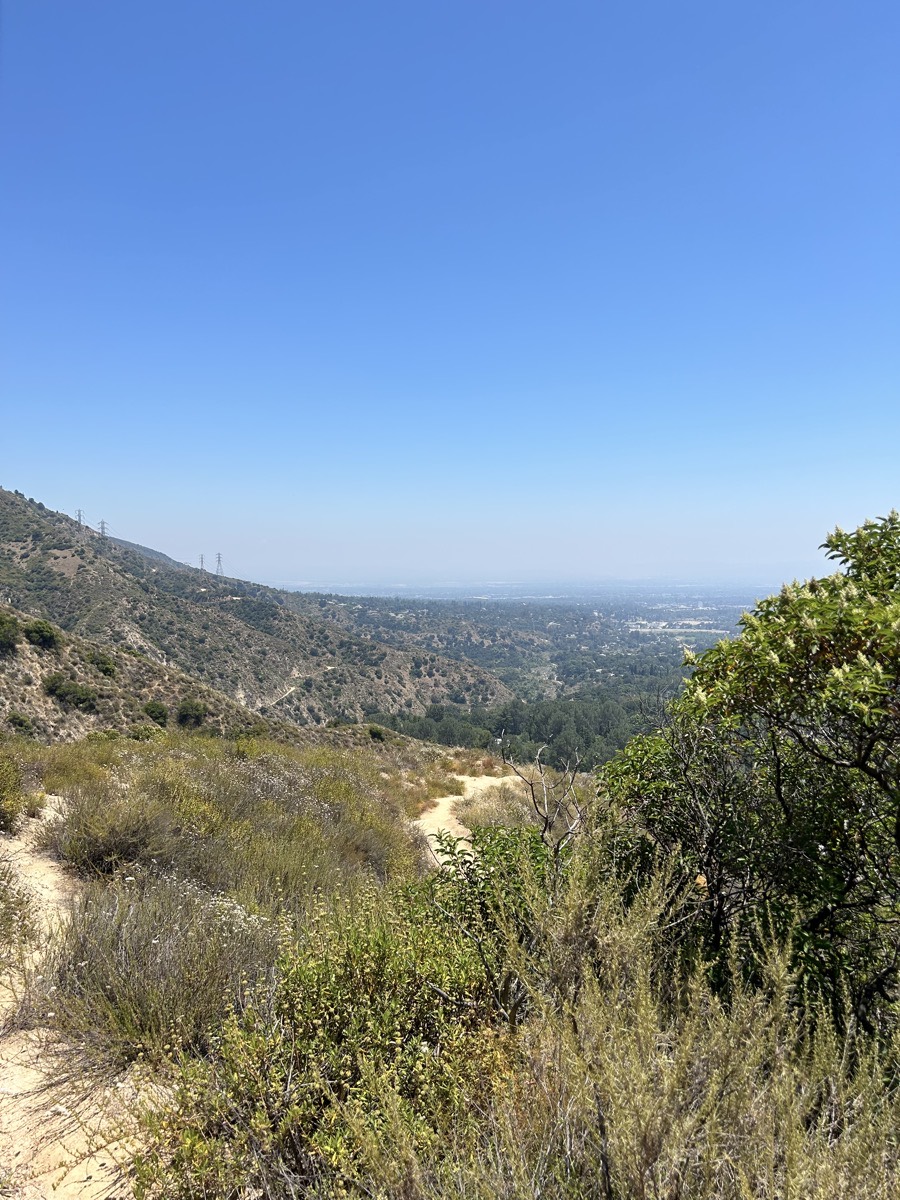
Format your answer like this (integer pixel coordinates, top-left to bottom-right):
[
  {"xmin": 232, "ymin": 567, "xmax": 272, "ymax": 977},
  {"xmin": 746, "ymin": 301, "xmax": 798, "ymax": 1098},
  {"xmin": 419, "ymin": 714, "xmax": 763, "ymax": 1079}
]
[
  {"xmin": 0, "ymin": 850, "xmax": 35, "ymax": 965},
  {"xmin": 457, "ymin": 780, "xmax": 533, "ymax": 828},
  {"xmin": 20, "ymin": 872, "xmax": 279, "ymax": 1066}
]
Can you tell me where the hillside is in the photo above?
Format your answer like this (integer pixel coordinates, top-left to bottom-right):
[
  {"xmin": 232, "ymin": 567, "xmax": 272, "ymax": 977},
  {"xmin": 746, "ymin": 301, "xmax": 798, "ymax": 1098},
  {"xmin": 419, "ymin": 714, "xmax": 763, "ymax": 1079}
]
[
  {"xmin": 0, "ymin": 488, "xmax": 512, "ymax": 725},
  {"xmin": 0, "ymin": 602, "xmax": 284, "ymax": 742}
]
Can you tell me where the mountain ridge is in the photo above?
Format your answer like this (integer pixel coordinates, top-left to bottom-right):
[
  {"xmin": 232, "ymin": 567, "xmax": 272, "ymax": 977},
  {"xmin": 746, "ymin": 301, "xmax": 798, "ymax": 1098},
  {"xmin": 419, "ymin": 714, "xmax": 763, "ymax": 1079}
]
[{"xmin": 0, "ymin": 487, "xmax": 513, "ymax": 726}]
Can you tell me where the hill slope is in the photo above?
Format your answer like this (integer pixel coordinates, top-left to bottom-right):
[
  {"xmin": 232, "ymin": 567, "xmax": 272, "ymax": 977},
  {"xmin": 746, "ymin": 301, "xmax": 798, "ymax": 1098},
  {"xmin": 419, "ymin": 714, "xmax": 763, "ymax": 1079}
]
[
  {"xmin": 0, "ymin": 602, "xmax": 284, "ymax": 742},
  {"xmin": 0, "ymin": 488, "xmax": 512, "ymax": 725}
]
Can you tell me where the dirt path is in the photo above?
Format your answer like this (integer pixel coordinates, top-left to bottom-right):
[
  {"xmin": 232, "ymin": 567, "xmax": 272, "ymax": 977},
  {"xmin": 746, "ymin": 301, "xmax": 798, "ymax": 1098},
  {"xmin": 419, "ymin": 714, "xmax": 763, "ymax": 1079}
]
[
  {"xmin": 0, "ymin": 807, "xmax": 137, "ymax": 1199},
  {"xmin": 415, "ymin": 774, "xmax": 509, "ymax": 862}
]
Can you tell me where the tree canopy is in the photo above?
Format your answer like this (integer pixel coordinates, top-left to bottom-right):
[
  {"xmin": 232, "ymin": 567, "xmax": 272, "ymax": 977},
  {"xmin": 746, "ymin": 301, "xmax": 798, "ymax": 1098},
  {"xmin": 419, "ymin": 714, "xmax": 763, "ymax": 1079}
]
[{"xmin": 602, "ymin": 514, "xmax": 900, "ymax": 1030}]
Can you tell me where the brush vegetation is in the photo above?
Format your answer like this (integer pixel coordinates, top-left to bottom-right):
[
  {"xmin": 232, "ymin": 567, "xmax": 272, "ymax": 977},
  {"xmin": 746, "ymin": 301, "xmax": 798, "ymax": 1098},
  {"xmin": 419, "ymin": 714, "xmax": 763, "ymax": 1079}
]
[{"xmin": 1, "ymin": 515, "xmax": 900, "ymax": 1197}]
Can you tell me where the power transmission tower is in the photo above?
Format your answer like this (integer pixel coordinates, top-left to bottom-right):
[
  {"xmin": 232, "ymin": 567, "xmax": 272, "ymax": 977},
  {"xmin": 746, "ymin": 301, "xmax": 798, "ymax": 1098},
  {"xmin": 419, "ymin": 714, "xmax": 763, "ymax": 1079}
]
[
  {"xmin": 216, "ymin": 553, "xmax": 224, "ymax": 576},
  {"xmin": 99, "ymin": 519, "xmax": 108, "ymax": 538},
  {"xmin": 75, "ymin": 509, "xmax": 84, "ymax": 526},
  {"xmin": 199, "ymin": 554, "xmax": 205, "ymax": 572}
]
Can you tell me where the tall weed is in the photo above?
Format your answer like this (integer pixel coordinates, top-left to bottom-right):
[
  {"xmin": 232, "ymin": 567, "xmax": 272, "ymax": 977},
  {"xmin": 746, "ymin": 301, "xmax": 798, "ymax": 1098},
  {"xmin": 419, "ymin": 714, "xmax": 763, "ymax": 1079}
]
[
  {"xmin": 23, "ymin": 872, "xmax": 279, "ymax": 1065},
  {"xmin": 0, "ymin": 851, "xmax": 34, "ymax": 964}
]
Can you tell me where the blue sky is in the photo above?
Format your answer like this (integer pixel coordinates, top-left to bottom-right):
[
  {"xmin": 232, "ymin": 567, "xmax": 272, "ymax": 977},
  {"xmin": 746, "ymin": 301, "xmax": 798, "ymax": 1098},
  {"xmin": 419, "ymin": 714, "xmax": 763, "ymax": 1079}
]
[{"xmin": 2, "ymin": 1, "xmax": 898, "ymax": 585}]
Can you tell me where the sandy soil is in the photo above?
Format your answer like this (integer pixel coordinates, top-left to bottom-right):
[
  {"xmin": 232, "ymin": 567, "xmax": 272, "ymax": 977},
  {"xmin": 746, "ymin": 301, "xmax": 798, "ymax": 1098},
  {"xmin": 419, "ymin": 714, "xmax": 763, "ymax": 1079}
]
[
  {"xmin": 415, "ymin": 774, "xmax": 508, "ymax": 862},
  {"xmin": 0, "ymin": 807, "xmax": 138, "ymax": 1199}
]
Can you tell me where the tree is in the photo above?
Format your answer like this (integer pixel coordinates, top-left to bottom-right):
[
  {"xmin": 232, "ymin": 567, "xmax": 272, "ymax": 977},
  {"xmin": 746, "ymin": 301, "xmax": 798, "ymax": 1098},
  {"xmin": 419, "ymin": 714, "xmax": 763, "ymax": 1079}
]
[
  {"xmin": 0, "ymin": 613, "xmax": 19, "ymax": 655},
  {"xmin": 143, "ymin": 699, "xmax": 169, "ymax": 727},
  {"xmin": 601, "ymin": 514, "xmax": 900, "ymax": 1030},
  {"xmin": 690, "ymin": 512, "xmax": 900, "ymax": 849},
  {"xmin": 23, "ymin": 618, "xmax": 60, "ymax": 649},
  {"xmin": 176, "ymin": 697, "xmax": 207, "ymax": 727}
]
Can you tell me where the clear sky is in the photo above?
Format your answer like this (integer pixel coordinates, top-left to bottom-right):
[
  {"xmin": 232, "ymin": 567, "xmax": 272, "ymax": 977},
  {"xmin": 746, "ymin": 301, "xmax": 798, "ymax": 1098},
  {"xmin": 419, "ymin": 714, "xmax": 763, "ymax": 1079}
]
[{"xmin": 2, "ymin": 1, "xmax": 898, "ymax": 586}]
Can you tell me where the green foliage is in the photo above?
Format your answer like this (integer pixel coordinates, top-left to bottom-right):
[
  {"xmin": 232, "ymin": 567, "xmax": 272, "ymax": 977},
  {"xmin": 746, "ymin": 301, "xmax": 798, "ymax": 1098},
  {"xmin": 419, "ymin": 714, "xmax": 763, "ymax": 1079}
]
[
  {"xmin": 135, "ymin": 846, "xmax": 900, "ymax": 1200},
  {"xmin": 43, "ymin": 671, "xmax": 98, "ymax": 710},
  {"xmin": 689, "ymin": 514, "xmax": 900, "ymax": 844},
  {"xmin": 0, "ymin": 611, "xmax": 20, "ymax": 654},
  {"xmin": 601, "ymin": 513, "xmax": 900, "ymax": 1030},
  {"xmin": 0, "ymin": 753, "xmax": 24, "ymax": 832},
  {"xmin": 374, "ymin": 693, "xmax": 637, "ymax": 769},
  {"xmin": 43, "ymin": 783, "xmax": 181, "ymax": 875},
  {"xmin": 143, "ymin": 699, "xmax": 169, "ymax": 727},
  {"xmin": 23, "ymin": 617, "xmax": 61, "ymax": 649},
  {"xmin": 87, "ymin": 648, "xmax": 117, "ymax": 676},
  {"xmin": 6, "ymin": 711, "xmax": 34, "ymax": 737},
  {"xmin": 134, "ymin": 887, "xmax": 509, "ymax": 1196},
  {"xmin": 36, "ymin": 734, "xmax": 421, "ymax": 910},
  {"xmin": 175, "ymin": 696, "xmax": 206, "ymax": 727}
]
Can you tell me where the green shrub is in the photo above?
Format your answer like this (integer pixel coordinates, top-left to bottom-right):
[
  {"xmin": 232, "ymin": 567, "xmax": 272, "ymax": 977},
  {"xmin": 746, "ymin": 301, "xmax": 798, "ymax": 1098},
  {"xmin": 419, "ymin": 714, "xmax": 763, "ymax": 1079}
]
[
  {"xmin": 0, "ymin": 755, "xmax": 24, "ymax": 833},
  {"xmin": 134, "ymin": 888, "xmax": 509, "ymax": 1196},
  {"xmin": 6, "ymin": 711, "xmax": 34, "ymax": 737},
  {"xmin": 135, "ymin": 855, "xmax": 900, "ymax": 1200},
  {"xmin": 87, "ymin": 648, "xmax": 117, "ymax": 677},
  {"xmin": 142, "ymin": 699, "xmax": 168, "ymax": 727},
  {"xmin": 40, "ymin": 781, "xmax": 180, "ymax": 876},
  {"xmin": 43, "ymin": 672, "xmax": 98, "ymax": 711},
  {"xmin": 0, "ymin": 612, "xmax": 20, "ymax": 654},
  {"xmin": 128, "ymin": 723, "xmax": 161, "ymax": 741},
  {"xmin": 175, "ymin": 697, "xmax": 206, "ymax": 727},
  {"xmin": 23, "ymin": 618, "xmax": 61, "ymax": 649}
]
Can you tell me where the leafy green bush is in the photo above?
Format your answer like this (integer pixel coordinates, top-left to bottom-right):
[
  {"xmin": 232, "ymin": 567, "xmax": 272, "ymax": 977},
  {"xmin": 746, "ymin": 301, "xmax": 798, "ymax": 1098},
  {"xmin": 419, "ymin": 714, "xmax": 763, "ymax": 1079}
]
[
  {"xmin": 0, "ymin": 754, "xmax": 24, "ymax": 832},
  {"xmin": 6, "ymin": 711, "xmax": 34, "ymax": 737},
  {"xmin": 175, "ymin": 697, "xmax": 206, "ymax": 727},
  {"xmin": 600, "ymin": 513, "xmax": 900, "ymax": 1031},
  {"xmin": 142, "ymin": 699, "xmax": 168, "ymax": 727},
  {"xmin": 87, "ymin": 648, "xmax": 117, "ymax": 676},
  {"xmin": 134, "ymin": 887, "xmax": 509, "ymax": 1196},
  {"xmin": 23, "ymin": 618, "xmax": 61, "ymax": 649},
  {"xmin": 43, "ymin": 671, "xmax": 98, "ymax": 711},
  {"xmin": 0, "ymin": 612, "xmax": 20, "ymax": 654},
  {"xmin": 135, "ymin": 851, "xmax": 900, "ymax": 1200}
]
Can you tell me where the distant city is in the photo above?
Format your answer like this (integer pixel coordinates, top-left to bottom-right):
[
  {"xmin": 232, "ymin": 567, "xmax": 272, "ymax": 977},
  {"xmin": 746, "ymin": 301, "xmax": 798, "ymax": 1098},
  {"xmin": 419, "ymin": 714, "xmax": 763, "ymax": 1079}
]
[{"xmin": 269, "ymin": 580, "xmax": 775, "ymax": 606}]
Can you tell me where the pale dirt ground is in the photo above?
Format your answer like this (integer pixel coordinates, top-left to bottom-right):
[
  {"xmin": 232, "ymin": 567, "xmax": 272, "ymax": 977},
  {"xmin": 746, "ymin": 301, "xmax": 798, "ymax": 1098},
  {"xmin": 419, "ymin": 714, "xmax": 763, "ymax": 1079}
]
[
  {"xmin": 415, "ymin": 774, "xmax": 515, "ymax": 861},
  {"xmin": 0, "ymin": 805, "xmax": 140, "ymax": 1200}
]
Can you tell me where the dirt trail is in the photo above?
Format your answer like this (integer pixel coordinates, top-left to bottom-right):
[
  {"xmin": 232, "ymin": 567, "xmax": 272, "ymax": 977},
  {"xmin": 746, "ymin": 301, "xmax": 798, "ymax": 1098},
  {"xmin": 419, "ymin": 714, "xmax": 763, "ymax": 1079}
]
[
  {"xmin": 415, "ymin": 774, "xmax": 509, "ymax": 862},
  {"xmin": 0, "ymin": 806, "xmax": 137, "ymax": 1199}
]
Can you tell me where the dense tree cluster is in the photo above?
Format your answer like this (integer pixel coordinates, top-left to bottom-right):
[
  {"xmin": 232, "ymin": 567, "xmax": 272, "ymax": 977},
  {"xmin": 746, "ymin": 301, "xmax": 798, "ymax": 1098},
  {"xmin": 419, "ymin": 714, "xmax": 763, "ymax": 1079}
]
[{"xmin": 372, "ymin": 693, "xmax": 639, "ymax": 769}]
